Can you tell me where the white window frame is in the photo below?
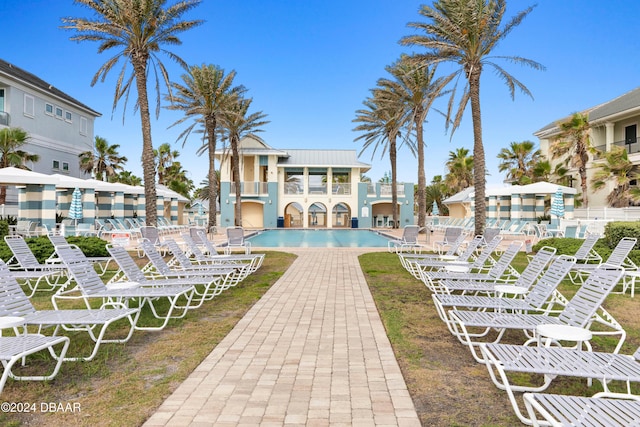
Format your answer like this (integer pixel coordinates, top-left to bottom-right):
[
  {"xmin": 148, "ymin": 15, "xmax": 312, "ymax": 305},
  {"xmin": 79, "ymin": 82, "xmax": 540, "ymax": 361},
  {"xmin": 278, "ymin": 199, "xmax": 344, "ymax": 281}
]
[
  {"xmin": 54, "ymin": 106, "xmax": 63, "ymax": 120},
  {"xmin": 80, "ymin": 116, "xmax": 88, "ymax": 135},
  {"xmin": 52, "ymin": 160, "xmax": 60, "ymax": 170},
  {"xmin": 23, "ymin": 94, "xmax": 35, "ymax": 118},
  {"xmin": 64, "ymin": 110, "xmax": 72, "ymax": 123},
  {"xmin": 62, "ymin": 162, "xmax": 69, "ymax": 172},
  {"xmin": 45, "ymin": 103, "xmax": 54, "ymax": 116}
]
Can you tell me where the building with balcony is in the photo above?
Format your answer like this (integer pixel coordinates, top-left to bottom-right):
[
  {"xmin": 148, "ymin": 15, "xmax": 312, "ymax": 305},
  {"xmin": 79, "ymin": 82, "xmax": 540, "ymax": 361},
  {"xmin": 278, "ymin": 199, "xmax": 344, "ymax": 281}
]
[
  {"xmin": 216, "ymin": 137, "xmax": 414, "ymax": 229},
  {"xmin": 534, "ymin": 87, "xmax": 640, "ymax": 207},
  {"xmin": 0, "ymin": 59, "xmax": 100, "ymax": 205}
]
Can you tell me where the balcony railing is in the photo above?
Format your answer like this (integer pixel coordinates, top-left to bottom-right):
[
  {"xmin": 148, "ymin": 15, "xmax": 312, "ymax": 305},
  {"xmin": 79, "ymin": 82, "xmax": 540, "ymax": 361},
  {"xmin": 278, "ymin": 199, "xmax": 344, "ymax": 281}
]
[
  {"xmin": 613, "ymin": 138, "xmax": 640, "ymax": 154},
  {"xmin": 230, "ymin": 181, "xmax": 269, "ymax": 196},
  {"xmin": 331, "ymin": 183, "xmax": 351, "ymax": 195},
  {"xmin": 0, "ymin": 112, "xmax": 9, "ymax": 126},
  {"xmin": 379, "ymin": 184, "xmax": 405, "ymax": 196}
]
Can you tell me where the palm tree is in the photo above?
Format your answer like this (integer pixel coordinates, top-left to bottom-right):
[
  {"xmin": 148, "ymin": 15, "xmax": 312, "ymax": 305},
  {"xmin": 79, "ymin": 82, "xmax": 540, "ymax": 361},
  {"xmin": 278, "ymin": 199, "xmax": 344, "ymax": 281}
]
[
  {"xmin": 0, "ymin": 127, "xmax": 39, "ymax": 204},
  {"xmin": 591, "ymin": 145, "xmax": 640, "ymax": 207},
  {"xmin": 425, "ymin": 175, "xmax": 449, "ymax": 216},
  {"xmin": 444, "ymin": 148, "xmax": 474, "ymax": 194},
  {"xmin": 549, "ymin": 112, "xmax": 596, "ymax": 207},
  {"xmin": 62, "ymin": 0, "xmax": 203, "ymax": 226},
  {"xmin": 112, "ymin": 170, "xmax": 142, "ymax": 186},
  {"xmin": 154, "ymin": 142, "xmax": 181, "ymax": 185},
  {"xmin": 353, "ymin": 88, "xmax": 406, "ymax": 228},
  {"xmin": 380, "ymin": 55, "xmax": 451, "ymax": 230},
  {"xmin": 166, "ymin": 64, "xmax": 244, "ymax": 230},
  {"xmin": 79, "ymin": 136, "xmax": 128, "ymax": 181},
  {"xmin": 220, "ymin": 97, "xmax": 269, "ymax": 226},
  {"xmin": 164, "ymin": 161, "xmax": 194, "ymax": 198},
  {"xmin": 497, "ymin": 140, "xmax": 540, "ymax": 185},
  {"xmin": 401, "ymin": 0, "xmax": 544, "ymax": 236}
]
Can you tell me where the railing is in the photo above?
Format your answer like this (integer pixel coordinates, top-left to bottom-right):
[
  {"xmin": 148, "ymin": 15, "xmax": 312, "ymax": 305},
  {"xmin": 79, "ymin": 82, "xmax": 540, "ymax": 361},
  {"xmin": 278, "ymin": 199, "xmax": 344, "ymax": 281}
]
[
  {"xmin": 230, "ymin": 182, "xmax": 268, "ymax": 196},
  {"xmin": 613, "ymin": 138, "xmax": 640, "ymax": 154},
  {"xmin": 379, "ymin": 184, "xmax": 405, "ymax": 196},
  {"xmin": 284, "ymin": 183, "xmax": 303, "ymax": 195},
  {"xmin": 0, "ymin": 112, "xmax": 9, "ymax": 126},
  {"xmin": 331, "ymin": 183, "xmax": 351, "ymax": 195}
]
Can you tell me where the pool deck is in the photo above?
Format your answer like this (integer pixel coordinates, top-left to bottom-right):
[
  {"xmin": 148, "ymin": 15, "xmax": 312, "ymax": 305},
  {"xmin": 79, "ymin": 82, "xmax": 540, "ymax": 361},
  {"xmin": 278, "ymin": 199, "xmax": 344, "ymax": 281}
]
[{"xmin": 143, "ymin": 244, "xmax": 421, "ymax": 427}]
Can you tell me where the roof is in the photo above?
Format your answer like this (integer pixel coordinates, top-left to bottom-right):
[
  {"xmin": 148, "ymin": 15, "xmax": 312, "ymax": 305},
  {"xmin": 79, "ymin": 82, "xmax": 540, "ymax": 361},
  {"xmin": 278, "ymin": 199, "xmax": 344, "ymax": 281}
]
[
  {"xmin": 443, "ymin": 181, "xmax": 577, "ymax": 204},
  {"xmin": 534, "ymin": 87, "xmax": 640, "ymax": 138},
  {"xmin": 0, "ymin": 58, "xmax": 100, "ymax": 117},
  {"xmin": 277, "ymin": 149, "xmax": 371, "ymax": 171}
]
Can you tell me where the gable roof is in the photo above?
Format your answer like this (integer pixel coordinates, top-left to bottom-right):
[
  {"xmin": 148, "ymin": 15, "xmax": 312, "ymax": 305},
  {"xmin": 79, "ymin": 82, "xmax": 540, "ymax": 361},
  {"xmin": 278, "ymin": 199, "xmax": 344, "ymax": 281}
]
[
  {"xmin": 534, "ymin": 87, "xmax": 640, "ymax": 138},
  {"xmin": 277, "ymin": 149, "xmax": 371, "ymax": 171},
  {"xmin": 0, "ymin": 58, "xmax": 100, "ymax": 117}
]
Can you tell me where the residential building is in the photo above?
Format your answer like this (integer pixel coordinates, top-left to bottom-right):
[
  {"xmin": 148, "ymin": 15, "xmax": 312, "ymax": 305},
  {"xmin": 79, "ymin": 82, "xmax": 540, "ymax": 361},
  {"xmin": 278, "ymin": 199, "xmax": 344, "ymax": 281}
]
[
  {"xmin": 534, "ymin": 87, "xmax": 640, "ymax": 207},
  {"xmin": 215, "ymin": 137, "xmax": 414, "ymax": 229},
  {"xmin": 0, "ymin": 58, "xmax": 100, "ymax": 204}
]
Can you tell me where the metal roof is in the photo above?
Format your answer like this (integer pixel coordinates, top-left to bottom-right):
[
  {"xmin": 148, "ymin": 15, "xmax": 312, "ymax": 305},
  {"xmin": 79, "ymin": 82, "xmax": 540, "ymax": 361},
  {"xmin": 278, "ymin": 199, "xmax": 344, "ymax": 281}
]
[
  {"xmin": 0, "ymin": 58, "xmax": 100, "ymax": 117},
  {"xmin": 277, "ymin": 149, "xmax": 371, "ymax": 170}
]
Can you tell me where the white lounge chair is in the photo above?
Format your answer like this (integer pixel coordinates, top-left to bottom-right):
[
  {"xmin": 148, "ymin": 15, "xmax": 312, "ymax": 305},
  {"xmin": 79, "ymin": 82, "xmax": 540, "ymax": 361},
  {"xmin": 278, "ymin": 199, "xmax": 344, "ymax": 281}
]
[
  {"xmin": 523, "ymin": 393, "xmax": 640, "ymax": 427},
  {"xmin": 418, "ymin": 241, "xmax": 522, "ymax": 294},
  {"xmin": 569, "ymin": 237, "xmax": 637, "ymax": 284},
  {"xmin": 47, "ymin": 234, "xmax": 114, "ymax": 276},
  {"xmin": 53, "ymin": 244, "xmax": 197, "ymax": 331},
  {"xmin": 4, "ymin": 235, "xmax": 69, "ymax": 296},
  {"xmin": 448, "ymin": 266, "xmax": 626, "ymax": 362},
  {"xmin": 433, "ymin": 253, "xmax": 574, "ymax": 333},
  {"xmin": 225, "ymin": 227, "xmax": 251, "ymax": 254},
  {"xmin": 433, "ymin": 226, "xmax": 463, "ymax": 255},
  {"xmin": 400, "ymin": 235, "xmax": 485, "ymax": 279},
  {"xmin": 479, "ymin": 343, "xmax": 640, "ymax": 425},
  {"xmin": 180, "ymin": 232, "xmax": 264, "ymax": 273},
  {"xmin": 387, "ymin": 225, "xmax": 424, "ymax": 253},
  {"xmin": 0, "ymin": 260, "xmax": 139, "ymax": 362}
]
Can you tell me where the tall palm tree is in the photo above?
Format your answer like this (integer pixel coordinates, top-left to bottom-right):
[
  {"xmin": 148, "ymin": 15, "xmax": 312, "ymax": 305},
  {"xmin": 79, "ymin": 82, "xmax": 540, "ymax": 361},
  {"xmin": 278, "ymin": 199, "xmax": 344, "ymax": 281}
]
[
  {"xmin": 220, "ymin": 97, "xmax": 269, "ymax": 226},
  {"xmin": 79, "ymin": 136, "xmax": 128, "ymax": 181},
  {"xmin": 166, "ymin": 64, "xmax": 244, "ymax": 229},
  {"xmin": 0, "ymin": 127, "xmax": 39, "ymax": 204},
  {"xmin": 164, "ymin": 161, "xmax": 194, "ymax": 198},
  {"xmin": 353, "ymin": 87, "xmax": 406, "ymax": 228},
  {"xmin": 112, "ymin": 170, "xmax": 142, "ymax": 186},
  {"xmin": 591, "ymin": 145, "xmax": 640, "ymax": 207},
  {"xmin": 401, "ymin": 0, "xmax": 544, "ymax": 236},
  {"xmin": 154, "ymin": 142, "xmax": 181, "ymax": 185},
  {"xmin": 425, "ymin": 175, "xmax": 449, "ymax": 216},
  {"xmin": 380, "ymin": 55, "xmax": 451, "ymax": 230},
  {"xmin": 497, "ymin": 140, "xmax": 540, "ymax": 185},
  {"xmin": 549, "ymin": 112, "xmax": 596, "ymax": 207},
  {"xmin": 444, "ymin": 147, "xmax": 474, "ymax": 194},
  {"xmin": 62, "ymin": 0, "xmax": 203, "ymax": 226}
]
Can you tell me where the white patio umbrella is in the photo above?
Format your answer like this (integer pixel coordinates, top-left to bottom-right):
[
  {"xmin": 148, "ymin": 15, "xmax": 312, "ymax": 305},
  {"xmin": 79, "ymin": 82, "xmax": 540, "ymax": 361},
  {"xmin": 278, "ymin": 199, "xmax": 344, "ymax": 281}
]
[
  {"xmin": 432, "ymin": 200, "xmax": 439, "ymax": 216},
  {"xmin": 68, "ymin": 187, "xmax": 83, "ymax": 226},
  {"xmin": 549, "ymin": 188, "xmax": 565, "ymax": 220}
]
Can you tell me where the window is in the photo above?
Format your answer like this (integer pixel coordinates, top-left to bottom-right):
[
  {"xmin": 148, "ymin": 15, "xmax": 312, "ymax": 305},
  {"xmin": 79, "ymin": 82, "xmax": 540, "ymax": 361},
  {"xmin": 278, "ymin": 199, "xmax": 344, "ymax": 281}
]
[
  {"xmin": 52, "ymin": 160, "xmax": 60, "ymax": 170},
  {"xmin": 24, "ymin": 94, "xmax": 35, "ymax": 117},
  {"xmin": 62, "ymin": 162, "xmax": 69, "ymax": 171},
  {"xmin": 80, "ymin": 116, "xmax": 88, "ymax": 135},
  {"xmin": 55, "ymin": 106, "xmax": 63, "ymax": 119},
  {"xmin": 45, "ymin": 103, "xmax": 54, "ymax": 116},
  {"xmin": 65, "ymin": 111, "xmax": 72, "ymax": 122},
  {"xmin": 0, "ymin": 88, "xmax": 5, "ymax": 112}
]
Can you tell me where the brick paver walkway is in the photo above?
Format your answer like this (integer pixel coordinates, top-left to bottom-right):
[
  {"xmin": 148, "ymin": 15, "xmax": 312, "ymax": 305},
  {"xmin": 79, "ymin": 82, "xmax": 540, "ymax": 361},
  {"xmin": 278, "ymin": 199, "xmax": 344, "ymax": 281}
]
[{"xmin": 144, "ymin": 248, "xmax": 421, "ymax": 426}]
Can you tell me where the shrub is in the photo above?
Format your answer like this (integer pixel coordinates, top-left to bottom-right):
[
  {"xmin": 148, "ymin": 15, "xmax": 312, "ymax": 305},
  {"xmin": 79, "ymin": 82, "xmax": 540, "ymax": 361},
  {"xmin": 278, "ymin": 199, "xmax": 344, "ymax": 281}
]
[
  {"xmin": 0, "ymin": 236, "xmax": 109, "ymax": 264},
  {"xmin": 0, "ymin": 221, "xmax": 8, "ymax": 238},
  {"xmin": 603, "ymin": 221, "xmax": 640, "ymax": 250}
]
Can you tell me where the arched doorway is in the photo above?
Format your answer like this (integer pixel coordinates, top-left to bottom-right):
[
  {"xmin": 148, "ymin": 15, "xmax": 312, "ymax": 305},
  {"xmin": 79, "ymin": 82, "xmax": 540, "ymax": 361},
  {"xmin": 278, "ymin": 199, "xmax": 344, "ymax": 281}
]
[
  {"xmin": 284, "ymin": 202, "xmax": 303, "ymax": 227},
  {"xmin": 331, "ymin": 203, "xmax": 351, "ymax": 228},
  {"xmin": 371, "ymin": 201, "xmax": 394, "ymax": 228},
  {"xmin": 308, "ymin": 202, "xmax": 327, "ymax": 227}
]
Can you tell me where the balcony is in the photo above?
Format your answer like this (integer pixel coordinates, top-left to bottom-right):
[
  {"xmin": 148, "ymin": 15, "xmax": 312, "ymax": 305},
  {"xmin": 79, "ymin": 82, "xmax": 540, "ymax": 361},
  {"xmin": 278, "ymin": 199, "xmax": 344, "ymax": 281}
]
[
  {"xmin": 230, "ymin": 181, "xmax": 269, "ymax": 196},
  {"xmin": 613, "ymin": 138, "xmax": 640, "ymax": 154}
]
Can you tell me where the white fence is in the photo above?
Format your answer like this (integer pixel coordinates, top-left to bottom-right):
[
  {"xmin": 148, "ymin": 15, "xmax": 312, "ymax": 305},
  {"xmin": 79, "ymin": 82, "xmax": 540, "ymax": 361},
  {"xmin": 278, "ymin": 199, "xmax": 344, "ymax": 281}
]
[{"xmin": 573, "ymin": 207, "xmax": 640, "ymax": 221}]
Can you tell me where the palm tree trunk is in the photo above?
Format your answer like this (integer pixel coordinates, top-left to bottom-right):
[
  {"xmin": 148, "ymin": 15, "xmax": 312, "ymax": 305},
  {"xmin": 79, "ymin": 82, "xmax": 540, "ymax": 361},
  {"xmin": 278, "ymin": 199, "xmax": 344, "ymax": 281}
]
[
  {"xmin": 133, "ymin": 61, "xmax": 158, "ymax": 227},
  {"xmin": 231, "ymin": 136, "xmax": 242, "ymax": 226},
  {"xmin": 390, "ymin": 135, "xmax": 398, "ymax": 228},
  {"xmin": 205, "ymin": 117, "xmax": 218, "ymax": 229},
  {"xmin": 469, "ymin": 70, "xmax": 486, "ymax": 237},
  {"xmin": 416, "ymin": 116, "xmax": 426, "ymax": 230}
]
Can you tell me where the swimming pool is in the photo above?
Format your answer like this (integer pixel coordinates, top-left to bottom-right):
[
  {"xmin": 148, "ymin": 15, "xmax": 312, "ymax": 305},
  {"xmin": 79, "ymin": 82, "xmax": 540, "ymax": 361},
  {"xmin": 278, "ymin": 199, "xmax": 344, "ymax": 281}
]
[{"xmin": 247, "ymin": 229, "xmax": 391, "ymax": 248}]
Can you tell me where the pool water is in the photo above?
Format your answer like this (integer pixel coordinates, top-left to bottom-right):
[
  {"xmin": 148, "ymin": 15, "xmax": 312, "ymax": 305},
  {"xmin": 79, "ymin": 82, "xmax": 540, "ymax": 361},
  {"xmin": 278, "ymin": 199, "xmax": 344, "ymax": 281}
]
[{"xmin": 247, "ymin": 229, "xmax": 391, "ymax": 248}]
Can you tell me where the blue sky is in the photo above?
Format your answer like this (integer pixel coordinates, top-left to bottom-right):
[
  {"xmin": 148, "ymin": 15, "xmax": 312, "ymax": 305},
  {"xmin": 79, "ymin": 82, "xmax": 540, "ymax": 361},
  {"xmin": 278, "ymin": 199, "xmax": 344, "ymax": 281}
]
[{"xmin": 2, "ymin": 1, "xmax": 639, "ymax": 189}]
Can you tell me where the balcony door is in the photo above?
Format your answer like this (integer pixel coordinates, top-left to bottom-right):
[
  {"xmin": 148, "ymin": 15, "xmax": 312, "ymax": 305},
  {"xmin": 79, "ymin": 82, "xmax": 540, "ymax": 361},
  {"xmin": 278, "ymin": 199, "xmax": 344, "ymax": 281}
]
[{"xmin": 625, "ymin": 124, "xmax": 637, "ymax": 153}]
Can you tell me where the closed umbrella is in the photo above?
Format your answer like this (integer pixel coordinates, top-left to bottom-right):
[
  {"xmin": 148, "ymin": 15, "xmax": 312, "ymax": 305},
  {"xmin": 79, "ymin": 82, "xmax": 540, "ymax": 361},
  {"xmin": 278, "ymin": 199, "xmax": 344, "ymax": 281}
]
[
  {"xmin": 68, "ymin": 188, "xmax": 83, "ymax": 226},
  {"xmin": 550, "ymin": 188, "xmax": 565, "ymax": 219},
  {"xmin": 432, "ymin": 200, "xmax": 439, "ymax": 216}
]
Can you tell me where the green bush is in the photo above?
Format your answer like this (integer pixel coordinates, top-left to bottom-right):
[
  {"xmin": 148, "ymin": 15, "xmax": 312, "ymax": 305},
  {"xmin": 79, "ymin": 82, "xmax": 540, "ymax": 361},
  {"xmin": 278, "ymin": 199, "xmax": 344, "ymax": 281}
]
[
  {"xmin": 0, "ymin": 221, "xmax": 8, "ymax": 238},
  {"xmin": 603, "ymin": 221, "xmax": 640, "ymax": 250},
  {"xmin": 0, "ymin": 236, "xmax": 109, "ymax": 264}
]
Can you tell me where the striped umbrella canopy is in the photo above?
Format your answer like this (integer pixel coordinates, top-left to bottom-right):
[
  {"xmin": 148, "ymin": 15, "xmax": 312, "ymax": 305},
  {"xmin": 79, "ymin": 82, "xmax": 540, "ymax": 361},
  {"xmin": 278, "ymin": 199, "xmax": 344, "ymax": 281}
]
[
  {"xmin": 432, "ymin": 200, "xmax": 439, "ymax": 216},
  {"xmin": 549, "ymin": 187, "xmax": 565, "ymax": 219},
  {"xmin": 68, "ymin": 187, "xmax": 83, "ymax": 224}
]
